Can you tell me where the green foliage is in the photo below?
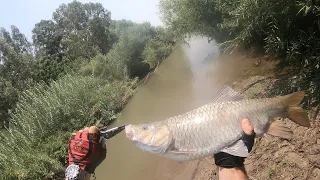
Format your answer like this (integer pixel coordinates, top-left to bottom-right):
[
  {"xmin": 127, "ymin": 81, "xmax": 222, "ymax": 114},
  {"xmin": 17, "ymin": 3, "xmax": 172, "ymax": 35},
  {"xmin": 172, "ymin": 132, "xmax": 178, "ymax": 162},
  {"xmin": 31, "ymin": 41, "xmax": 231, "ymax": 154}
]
[
  {"xmin": 0, "ymin": 31, "xmax": 36, "ymax": 127},
  {"xmin": 30, "ymin": 1, "xmax": 117, "ymax": 86},
  {"xmin": 32, "ymin": 20, "xmax": 63, "ymax": 59},
  {"xmin": 79, "ymin": 52, "xmax": 129, "ymax": 81},
  {"xmin": 0, "ymin": 75, "xmax": 137, "ymax": 179},
  {"xmin": 0, "ymin": 39, "xmax": 34, "ymax": 89},
  {"xmin": 159, "ymin": 0, "xmax": 224, "ymax": 40},
  {"xmin": 160, "ymin": 0, "xmax": 320, "ymax": 103},
  {"xmin": 80, "ymin": 22, "xmax": 175, "ymax": 79},
  {"xmin": 1, "ymin": 26, "xmax": 32, "ymax": 54},
  {"xmin": 116, "ymin": 22, "xmax": 155, "ymax": 78},
  {"xmin": 33, "ymin": 0, "xmax": 113, "ymax": 61},
  {"xmin": 30, "ymin": 1, "xmax": 177, "ymax": 84},
  {"xmin": 143, "ymin": 27, "xmax": 175, "ymax": 69},
  {"xmin": 110, "ymin": 19, "xmax": 136, "ymax": 38},
  {"xmin": 34, "ymin": 56, "xmax": 72, "ymax": 84},
  {"xmin": 0, "ymin": 77, "xmax": 18, "ymax": 128}
]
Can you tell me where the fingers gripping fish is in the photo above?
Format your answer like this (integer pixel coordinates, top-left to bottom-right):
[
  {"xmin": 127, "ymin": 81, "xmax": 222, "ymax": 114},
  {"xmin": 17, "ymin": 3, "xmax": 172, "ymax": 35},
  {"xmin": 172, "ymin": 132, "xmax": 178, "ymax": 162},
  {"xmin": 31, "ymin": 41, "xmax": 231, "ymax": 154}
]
[{"xmin": 125, "ymin": 86, "xmax": 310, "ymax": 161}]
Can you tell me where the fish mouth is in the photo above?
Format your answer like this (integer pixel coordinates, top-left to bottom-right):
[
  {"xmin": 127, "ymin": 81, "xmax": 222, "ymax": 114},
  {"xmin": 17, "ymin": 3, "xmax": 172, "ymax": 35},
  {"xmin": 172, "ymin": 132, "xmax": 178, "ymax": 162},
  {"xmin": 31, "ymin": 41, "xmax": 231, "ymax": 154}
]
[{"xmin": 125, "ymin": 124, "xmax": 136, "ymax": 141}]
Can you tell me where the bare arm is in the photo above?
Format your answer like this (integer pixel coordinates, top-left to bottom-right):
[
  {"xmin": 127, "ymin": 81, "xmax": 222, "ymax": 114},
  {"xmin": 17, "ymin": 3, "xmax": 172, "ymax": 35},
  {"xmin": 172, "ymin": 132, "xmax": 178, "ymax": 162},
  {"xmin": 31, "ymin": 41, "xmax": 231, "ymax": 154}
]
[{"xmin": 218, "ymin": 167, "xmax": 248, "ymax": 180}]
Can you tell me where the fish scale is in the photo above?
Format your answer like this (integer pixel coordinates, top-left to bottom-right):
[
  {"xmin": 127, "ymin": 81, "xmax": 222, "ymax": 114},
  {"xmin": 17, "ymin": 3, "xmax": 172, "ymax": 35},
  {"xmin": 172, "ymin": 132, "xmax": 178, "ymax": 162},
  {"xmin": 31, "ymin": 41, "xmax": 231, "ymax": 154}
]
[{"xmin": 125, "ymin": 87, "xmax": 311, "ymax": 161}]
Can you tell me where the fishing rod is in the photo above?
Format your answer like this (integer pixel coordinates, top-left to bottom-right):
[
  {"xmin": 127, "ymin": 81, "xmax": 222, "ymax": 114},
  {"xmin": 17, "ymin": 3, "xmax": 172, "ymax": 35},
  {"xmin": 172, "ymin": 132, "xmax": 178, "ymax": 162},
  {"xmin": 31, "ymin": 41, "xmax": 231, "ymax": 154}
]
[{"xmin": 99, "ymin": 125, "xmax": 127, "ymax": 139}]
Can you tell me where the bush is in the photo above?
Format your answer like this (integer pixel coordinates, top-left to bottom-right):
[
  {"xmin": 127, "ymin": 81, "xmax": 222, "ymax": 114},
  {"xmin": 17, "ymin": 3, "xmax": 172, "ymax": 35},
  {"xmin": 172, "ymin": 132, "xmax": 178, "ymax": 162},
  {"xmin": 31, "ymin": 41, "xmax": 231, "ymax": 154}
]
[{"xmin": 78, "ymin": 53, "xmax": 129, "ymax": 81}]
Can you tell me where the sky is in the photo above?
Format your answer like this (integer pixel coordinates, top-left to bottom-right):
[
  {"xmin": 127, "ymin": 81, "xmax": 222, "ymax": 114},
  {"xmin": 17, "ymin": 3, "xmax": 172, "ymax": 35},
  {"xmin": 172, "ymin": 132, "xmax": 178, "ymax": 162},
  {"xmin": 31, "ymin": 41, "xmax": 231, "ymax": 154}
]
[{"xmin": 0, "ymin": 0, "xmax": 163, "ymax": 41}]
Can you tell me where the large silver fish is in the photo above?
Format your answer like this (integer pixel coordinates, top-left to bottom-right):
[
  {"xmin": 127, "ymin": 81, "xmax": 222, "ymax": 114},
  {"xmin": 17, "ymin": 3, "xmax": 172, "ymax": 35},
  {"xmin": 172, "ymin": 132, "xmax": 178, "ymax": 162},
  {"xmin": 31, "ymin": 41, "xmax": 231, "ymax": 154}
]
[{"xmin": 125, "ymin": 86, "xmax": 310, "ymax": 161}]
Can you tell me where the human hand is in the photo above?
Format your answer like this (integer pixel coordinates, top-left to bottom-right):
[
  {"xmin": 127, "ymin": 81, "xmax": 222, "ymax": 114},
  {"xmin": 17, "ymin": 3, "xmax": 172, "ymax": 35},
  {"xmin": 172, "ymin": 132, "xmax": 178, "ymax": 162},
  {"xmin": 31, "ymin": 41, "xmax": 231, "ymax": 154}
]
[
  {"xmin": 214, "ymin": 118, "xmax": 255, "ymax": 168},
  {"xmin": 68, "ymin": 126, "xmax": 107, "ymax": 174}
]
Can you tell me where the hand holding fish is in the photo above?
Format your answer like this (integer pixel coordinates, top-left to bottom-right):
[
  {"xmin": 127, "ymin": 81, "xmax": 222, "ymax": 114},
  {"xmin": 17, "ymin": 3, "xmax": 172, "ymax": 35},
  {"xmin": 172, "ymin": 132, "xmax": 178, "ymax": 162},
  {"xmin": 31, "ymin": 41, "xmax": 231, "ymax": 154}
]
[
  {"xmin": 214, "ymin": 118, "xmax": 255, "ymax": 168},
  {"xmin": 214, "ymin": 118, "xmax": 255, "ymax": 180}
]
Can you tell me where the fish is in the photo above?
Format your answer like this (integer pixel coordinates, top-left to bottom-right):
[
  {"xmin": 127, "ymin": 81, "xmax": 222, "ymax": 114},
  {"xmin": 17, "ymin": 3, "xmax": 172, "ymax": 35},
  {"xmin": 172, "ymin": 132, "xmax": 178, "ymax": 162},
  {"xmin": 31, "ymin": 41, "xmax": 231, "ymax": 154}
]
[{"xmin": 125, "ymin": 86, "xmax": 311, "ymax": 161}]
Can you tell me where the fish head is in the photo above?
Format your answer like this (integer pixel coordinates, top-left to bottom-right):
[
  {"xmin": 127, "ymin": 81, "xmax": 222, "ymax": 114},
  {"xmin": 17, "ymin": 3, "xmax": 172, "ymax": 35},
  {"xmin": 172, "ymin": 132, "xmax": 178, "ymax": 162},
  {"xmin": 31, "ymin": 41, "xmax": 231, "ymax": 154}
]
[{"xmin": 125, "ymin": 122, "xmax": 172, "ymax": 154}]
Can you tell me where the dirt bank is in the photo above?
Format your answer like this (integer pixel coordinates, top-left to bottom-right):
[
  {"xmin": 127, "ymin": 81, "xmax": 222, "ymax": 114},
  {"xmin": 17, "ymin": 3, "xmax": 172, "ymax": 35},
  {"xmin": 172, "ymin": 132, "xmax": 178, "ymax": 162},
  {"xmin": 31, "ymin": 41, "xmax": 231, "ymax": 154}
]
[{"xmin": 192, "ymin": 74, "xmax": 320, "ymax": 180}]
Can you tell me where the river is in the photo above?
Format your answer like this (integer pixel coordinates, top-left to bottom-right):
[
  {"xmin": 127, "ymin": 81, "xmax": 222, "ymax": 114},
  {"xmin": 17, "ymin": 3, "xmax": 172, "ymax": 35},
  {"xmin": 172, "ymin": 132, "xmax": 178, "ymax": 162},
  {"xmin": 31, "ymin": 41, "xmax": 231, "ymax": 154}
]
[{"xmin": 95, "ymin": 36, "xmax": 250, "ymax": 180}]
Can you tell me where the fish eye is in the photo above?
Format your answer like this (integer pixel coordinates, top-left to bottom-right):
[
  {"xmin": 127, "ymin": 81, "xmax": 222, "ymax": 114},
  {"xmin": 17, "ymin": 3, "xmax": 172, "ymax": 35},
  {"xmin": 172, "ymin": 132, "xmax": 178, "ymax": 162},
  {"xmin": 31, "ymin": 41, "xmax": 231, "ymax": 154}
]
[{"xmin": 142, "ymin": 125, "xmax": 148, "ymax": 130}]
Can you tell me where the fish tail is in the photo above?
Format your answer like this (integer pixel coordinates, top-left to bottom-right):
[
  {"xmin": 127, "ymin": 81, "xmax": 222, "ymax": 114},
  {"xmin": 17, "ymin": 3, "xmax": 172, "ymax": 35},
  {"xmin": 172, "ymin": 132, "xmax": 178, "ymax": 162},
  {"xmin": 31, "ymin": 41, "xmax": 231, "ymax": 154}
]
[{"xmin": 282, "ymin": 91, "xmax": 310, "ymax": 127}]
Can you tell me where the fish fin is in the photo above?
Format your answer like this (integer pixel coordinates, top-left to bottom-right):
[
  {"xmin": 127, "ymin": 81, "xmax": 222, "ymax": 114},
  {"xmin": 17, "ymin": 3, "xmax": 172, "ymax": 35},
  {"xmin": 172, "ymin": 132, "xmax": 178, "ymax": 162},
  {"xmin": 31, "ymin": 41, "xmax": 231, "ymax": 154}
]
[
  {"xmin": 281, "ymin": 91, "xmax": 311, "ymax": 127},
  {"xmin": 213, "ymin": 85, "xmax": 244, "ymax": 102},
  {"xmin": 220, "ymin": 140, "xmax": 249, "ymax": 157},
  {"xmin": 267, "ymin": 120, "xmax": 293, "ymax": 139},
  {"xmin": 288, "ymin": 106, "xmax": 310, "ymax": 127},
  {"xmin": 283, "ymin": 91, "xmax": 305, "ymax": 106}
]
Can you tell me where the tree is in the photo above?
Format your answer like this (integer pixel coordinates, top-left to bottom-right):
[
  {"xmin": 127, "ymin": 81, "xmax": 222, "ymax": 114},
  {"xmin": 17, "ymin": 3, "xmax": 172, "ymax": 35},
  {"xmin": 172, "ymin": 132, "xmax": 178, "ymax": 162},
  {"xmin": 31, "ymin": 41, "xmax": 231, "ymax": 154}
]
[
  {"xmin": 159, "ymin": 0, "xmax": 224, "ymax": 40},
  {"xmin": 79, "ymin": 21, "xmax": 175, "ymax": 80},
  {"xmin": 33, "ymin": 1, "xmax": 114, "ymax": 61},
  {"xmin": 110, "ymin": 19, "xmax": 136, "ymax": 37},
  {"xmin": 112, "ymin": 22, "xmax": 156, "ymax": 78},
  {"xmin": 0, "ymin": 27, "xmax": 13, "ymax": 47},
  {"xmin": 33, "ymin": 20, "xmax": 63, "ymax": 59},
  {"xmin": 142, "ymin": 26, "xmax": 175, "ymax": 69},
  {"xmin": 0, "ymin": 37, "xmax": 34, "ymax": 89},
  {"xmin": 31, "ymin": 1, "xmax": 116, "ymax": 83},
  {"xmin": 53, "ymin": 1, "xmax": 113, "ymax": 57},
  {"xmin": 10, "ymin": 25, "xmax": 33, "ymax": 54},
  {"xmin": 0, "ymin": 27, "xmax": 35, "ymax": 127},
  {"xmin": 1, "ymin": 26, "xmax": 32, "ymax": 54}
]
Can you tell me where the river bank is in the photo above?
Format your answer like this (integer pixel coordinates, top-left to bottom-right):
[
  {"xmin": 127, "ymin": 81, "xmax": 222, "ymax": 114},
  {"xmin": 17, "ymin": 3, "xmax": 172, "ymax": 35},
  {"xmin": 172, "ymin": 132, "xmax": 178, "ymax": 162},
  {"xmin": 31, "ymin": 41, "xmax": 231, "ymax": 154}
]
[{"xmin": 192, "ymin": 56, "xmax": 320, "ymax": 180}]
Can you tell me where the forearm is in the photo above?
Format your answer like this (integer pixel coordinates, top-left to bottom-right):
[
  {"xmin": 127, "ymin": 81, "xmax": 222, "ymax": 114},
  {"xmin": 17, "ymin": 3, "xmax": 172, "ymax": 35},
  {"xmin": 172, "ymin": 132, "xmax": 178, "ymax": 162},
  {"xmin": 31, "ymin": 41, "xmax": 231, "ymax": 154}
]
[{"xmin": 218, "ymin": 166, "xmax": 248, "ymax": 180}]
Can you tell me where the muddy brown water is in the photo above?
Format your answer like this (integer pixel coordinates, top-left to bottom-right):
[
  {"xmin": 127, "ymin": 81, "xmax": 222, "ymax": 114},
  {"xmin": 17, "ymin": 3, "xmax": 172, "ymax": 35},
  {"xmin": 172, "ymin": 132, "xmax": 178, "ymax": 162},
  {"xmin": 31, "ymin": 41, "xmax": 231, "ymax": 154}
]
[{"xmin": 95, "ymin": 36, "xmax": 255, "ymax": 180}]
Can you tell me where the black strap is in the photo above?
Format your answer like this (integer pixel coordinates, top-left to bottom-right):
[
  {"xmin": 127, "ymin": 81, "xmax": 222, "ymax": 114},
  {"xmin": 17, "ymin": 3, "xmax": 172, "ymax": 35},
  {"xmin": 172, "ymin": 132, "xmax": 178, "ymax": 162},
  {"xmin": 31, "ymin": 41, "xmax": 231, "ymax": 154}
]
[{"xmin": 214, "ymin": 152, "xmax": 245, "ymax": 168}]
